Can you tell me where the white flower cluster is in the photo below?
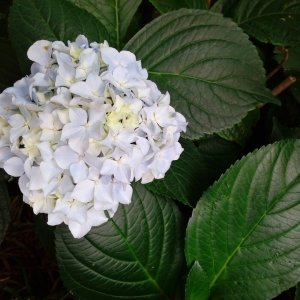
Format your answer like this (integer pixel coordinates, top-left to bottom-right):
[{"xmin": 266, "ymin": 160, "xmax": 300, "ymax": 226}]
[{"xmin": 0, "ymin": 35, "xmax": 187, "ymax": 238}]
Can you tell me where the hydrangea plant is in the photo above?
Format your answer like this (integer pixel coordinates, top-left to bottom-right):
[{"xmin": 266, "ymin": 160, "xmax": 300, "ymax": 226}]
[
  {"xmin": 0, "ymin": 35, "xmax": 186, "ymax": 238},
  {"xmin": 1, "ymin": 0, "xmax": 300, "ymax": 299}
]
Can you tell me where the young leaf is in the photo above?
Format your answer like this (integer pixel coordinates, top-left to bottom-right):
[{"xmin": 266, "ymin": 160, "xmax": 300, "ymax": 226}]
[
  {"xmin": 8, "ymin": 0, "xmax": 109, "ymax": 73},
  {"xmin": 56, "ymin": 183, "xmax": 184, "ymax": 300},
  {"xmin": 185, "ymin": 261, "xmax": 210, "ymax": 300},
  {"xmin": 146, "ymin": 137, "xmax": 241, "ymax": 207},
  {"xmin": 66, "ymin": 0, "xmax": 142, "ymax": 49},
  {"xmin": 0, "ymin": 178, "xmax": 10, "ymax": 245},
  {"xmin": 213, "ymin": 0, "xmax": 300, "ymax": 45},
  {"xmin": 186, "ymin": 139, "xmax": 300, "ymax": 299},
  {"xmin": 0, "ymin": 38, "xmax": 21, "ymax": 92},
  {"xmin": 125, "ymin": 9, "xmax": 276, "ymax": 139},
  {"xmin": 148, "ymin": 0, "xmax": 208, "ymax": 13}
]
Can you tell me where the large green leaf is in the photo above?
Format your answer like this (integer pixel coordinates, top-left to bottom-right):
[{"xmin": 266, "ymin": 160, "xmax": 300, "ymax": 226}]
[
  {"xmin": 146, "ymin": 137, "xmax": 241, "ymax": 207},
  {"xmin": 148, "ymin": 0, "xmax": 208, "ymax": 13},
  {"xmin": 0, "ymin": 178, "xmax": 10, "ymax": 245},
  {"xmin": 217, "ymin": 109, "xmax": 260, "ymax": 146},
  {"xmin": 125, "ymin": 9, "xmax": 276, "ymax": 139},
  {"xmin": 213, "ymin": 0, "xmax": 300, "ymax": 45},
  {"xmin": 66, "ymin": 0, "xmax": 141, "ymax": 49},
  {"xmin": 56, "ymin": 183, "xmax": 183, "ymax": 299},
  {"xmin": 0, "ymin": 37, "xmax": 21, "ymax": 92},
  {"xmin": 8, "ymin": 0, "xmax": 109, "ymax": 73},
  {"xmin": 186, "ymin": 139, "xmax": 300, "ymax": 299}
]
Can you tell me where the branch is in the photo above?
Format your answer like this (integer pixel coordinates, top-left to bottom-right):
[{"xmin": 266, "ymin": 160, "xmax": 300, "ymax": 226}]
[
  {"xmin": 272, "ymin": 76, "xmax": 296, "ymax": 96},
  {"xmin": 267, "ymin": 48, "xmax": 289, "ymax": 80}
]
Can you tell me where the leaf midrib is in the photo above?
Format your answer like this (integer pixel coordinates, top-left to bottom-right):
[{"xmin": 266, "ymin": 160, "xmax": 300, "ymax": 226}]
[
  {"xmin": 115, "ymin": 0, "xmax": 120, "ymax": 49},
  {"xmin": 149, "ymin": 71, "xmax": 270, "ymax": 100},
  {"xmin": 208, "ymin": 162, "xmax": 300, "ymax": 289},
  {"xmin": 110, "ymin": 218, "xmax": 170, "ymax": 299}
]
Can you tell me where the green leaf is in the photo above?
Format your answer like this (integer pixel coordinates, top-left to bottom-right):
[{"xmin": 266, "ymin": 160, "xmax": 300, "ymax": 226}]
[
  {"xmin": 0, "ymin": 37, "xmax": 21, "ymax": 92},
  {"xmin": 270, "ymin": 118, "xmax": 300, "ymax": 142},
  {"xmin": 146, "ymin": 137, "xmax": 241, "ymax": 207},
  {"xmin": 285, "ymin": 44, "xmax": 300, "ymax": 73},
  {"xmin": 0, "ymin": 178, "xmax": 10, "ymax": 245},
  {"xmin": 56, "ymin": 183, "xmax": 184, "ymax": 300},
  {"xmin": 296, "ymin": 283, "xmax": 300, "ymax": 300},
  {"xmin": 213, "ymin": 0, "xmax": 300, "ymax": 45},
  {"xmin": 185, "ymin": 261, "xmax": 210, "ymax": 300},
  {"xmin": 66, "ymin": 0, "xmax": 141, "ymax": 49},
  {"xmin": 35, "ymin": 214, "xmax": 55, "ymax": 258},
  {"xmin": 186, "ymin": 139, "xmax": 300, "ymax": 299},
  {"xmin": 217, "ymin": 109, "xmax": 260, "ymax": 146},
  {"xmin": 125, "ymin": 9, "xmax": 276, "ymax": 139},
  {"xmin": 8, "ymin": 0, "xmax": 109, "ymax": 73},
  {"xmin": 210, "ymin": 0, "xmax": 236, "ymax": 14},
  {"xmin": 148, "ymin": 0, "xmax": 208, "ymax": 13}
]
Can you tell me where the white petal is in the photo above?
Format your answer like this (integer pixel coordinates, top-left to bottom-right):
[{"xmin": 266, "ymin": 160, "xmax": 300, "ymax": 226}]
[
  {"xmin": 8, "ymin": 114, "xmax": 25, "ymax": 127},
  {"xmin": 4, "ymin": 156, "xmax": 24, "ymax": 176},
  {"xmin": 59, "ymin": 175, "xmax": 75, "ymax": 195},
  {"xmin": 112, "ymin": 182, "xmax": 132, "ymax": 204},
  {"xmin": 54, "ymin": 145, "xmax": 78, "ymax": 169},
  {"xmin": 40, "ymin": 160, "xmax": 62, "ymax": 182},
  {"xmin": 27, "ymin": 40, "xmax": 52, "ymax": 66},
  {"xmin": 100, "ymin": 47, "xmax": 119, "ymax": 65},
  {"xmin": 69, "ymin": 108, "xmax": 87, "ymax": 125},
  {"xmin": 68, "ymin": 220, "xmax": 91, "ymax": 238},
  {"xmin": 87, "ymin": 208, "xmax": 108, "ymax": 226},
  {"xmin": 70, "ymin": 81, "xmax": 91, "ymax": 99},
  {"xmin": 37, "ymin": 142, "xmax": 53, "ymax": 161},
  {"xmin": 29, "ymin": 166, "xmax": 45, "ymax": 190},
  {"xmin": 70, "ymin": 160, "xmax": 88, "ymax": 183},
  {"xmin": 101, "ymin": 159, "xmax": 117, "ymax": 175},
  {"xmin": 71, "ymin": 179, "xmax": 94, "ymax": 203},
  {"xmin": 94, "ymin": 180, "xmax": 114, "ymax": 210},
  {"xmin": 68, "ymin": 201, "xmax": 87, "ymax": 224},
  {"xmin": 18, "ymin": 174, "xmax": 30, "ymax": 197},
  {"xmin": 61, "ymin": 123, "xmax": 82, "ymax": 141},
  {"xmin": 0, "ymin": 147, "xmax": 13, "ymax": 164},
  {"xmin": 68, "ymin": 135, "xmax": 89, "ymax": 154},
  {"xmin": 47, "ymin": 212, "xmax": 65, "ymax": 226}
]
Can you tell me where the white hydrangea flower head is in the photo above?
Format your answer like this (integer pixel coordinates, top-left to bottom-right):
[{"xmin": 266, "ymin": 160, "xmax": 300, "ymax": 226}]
[{"xmin": 0, "ymin": 35, "xmax": 187, "ymax": 238}]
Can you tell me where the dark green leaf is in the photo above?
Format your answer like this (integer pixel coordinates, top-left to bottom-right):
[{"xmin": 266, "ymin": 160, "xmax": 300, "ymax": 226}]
[
  {"xmin": 148, "ymin": 0, "xmax": 208, "ymax": 13},
  {"xmin": 270, "ymin": 118, "xmax": 300, "ymax": 142},
  {"xmin": 66, "ymin": 0, "xmax": 141, "ymax": 49},
  {"xmin": 185, "ymin": 261, "xmax": 210, "ymax": 300},
  {"xmin": 296, "ymin": 283, "xmax": 300, "ymax": 300},
  {"xmin": 0, "ymin": 178, "xmax": 10, "ymax": 245},
  {"xmin": 8, "ymin": 0, "xmax": 109, "ymax": 73},
  {"xmin": 125, "ymin": 9, "xmax": 276, "ymax": 139},
  {"xmin": 217, "ymin": 109, "xmax": 260, "ymax": 146},
  {"xmin": 0, "ymin": 38, "xmax": 21, "ymax": 92},
  {"xmin": 186, "ymin": 139, "xmax": 300, "ymax": 299},
  {"xmin": 213, "ymin": 0, "xmax": 300, "ymax": 45},
  {"xmin": 210, "ymin": 0, "xmax": 236, "ymax": 14},
  {"xmin": 35, "ymin": 214, "xmax": 55, "ymax": 258},
  {"xmin": 146, "ymin": 137, "xmax": 241, "ymax": 207},
  {"xmin": 56, "ymin": 183, "xmax": 183, "ymax": 299}
]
